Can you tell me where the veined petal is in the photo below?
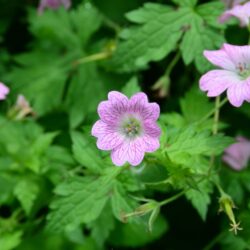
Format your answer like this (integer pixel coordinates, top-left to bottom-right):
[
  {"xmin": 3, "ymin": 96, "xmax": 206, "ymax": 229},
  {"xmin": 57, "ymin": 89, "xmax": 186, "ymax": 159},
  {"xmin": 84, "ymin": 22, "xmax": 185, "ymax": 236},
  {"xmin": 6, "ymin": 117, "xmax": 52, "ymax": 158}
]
[
  {"xmin": 227, "ymin": 83, "xmax": 249, "ymax": 107},
  {"xmin": 111, "ymin": 139, "xmax": 145, "ymax": 166},
  {"xmin": 91, "ymin": 120, "xmax": 114, "ymax": 137},
  {"xmin": 144, "ymin": 121, "xmax": 161, "ymax": 138},
  {"xmin": 97, "ymin": 132, "xmax": 124, "ymax": 150},
  {"xmin": 203, "ymin": 50, "xmax": 235, "ymax": 71},
  {"xmin": 141, "ymin": 136, "xmax": 160, "ymax": 152},
  {"xmin": 223, "ymin": 43, "xmax": 250, "ymax": 66},
  {"xmin": 129, "ymin": 93, "xmax": 160, "ymax": 121},
  {"xmin": 200, "ymin": 70, "xmax": 239, "ymax": 97}
]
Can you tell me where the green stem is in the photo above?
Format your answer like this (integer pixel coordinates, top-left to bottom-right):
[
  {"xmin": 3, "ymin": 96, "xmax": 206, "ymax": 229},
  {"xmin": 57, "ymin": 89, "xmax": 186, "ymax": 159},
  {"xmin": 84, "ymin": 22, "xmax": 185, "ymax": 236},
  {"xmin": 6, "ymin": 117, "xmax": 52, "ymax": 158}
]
[
  {"xmin": 198, "ymin": 97, "xmax": 227, "ymax": 124},
  {"xmin": 212, "ymin": 96, "xmax": 221, "ymax": 135},
  {"xmin": 165, "ymin": 51, "xmax": 181, "ymax": 76},
  {"xmin": 159, "ymin": 190, "xmax": 186, "ymax": 206}
]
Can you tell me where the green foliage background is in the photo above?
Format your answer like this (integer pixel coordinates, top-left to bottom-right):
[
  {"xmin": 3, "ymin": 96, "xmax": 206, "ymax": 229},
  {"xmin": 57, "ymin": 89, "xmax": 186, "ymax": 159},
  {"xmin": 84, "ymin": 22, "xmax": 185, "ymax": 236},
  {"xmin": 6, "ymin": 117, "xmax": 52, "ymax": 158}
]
[{"xmin": 0, "ymin": 0, "xmax": 250, "ymax": 249}]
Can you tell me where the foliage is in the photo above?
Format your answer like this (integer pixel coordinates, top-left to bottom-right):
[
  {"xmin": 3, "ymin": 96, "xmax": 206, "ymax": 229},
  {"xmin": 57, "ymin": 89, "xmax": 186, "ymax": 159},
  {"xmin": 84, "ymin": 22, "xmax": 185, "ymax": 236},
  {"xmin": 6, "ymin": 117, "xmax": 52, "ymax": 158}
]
[{"xmin": 0, "ymin": 0, "xmax": 250, "ymax": 249}]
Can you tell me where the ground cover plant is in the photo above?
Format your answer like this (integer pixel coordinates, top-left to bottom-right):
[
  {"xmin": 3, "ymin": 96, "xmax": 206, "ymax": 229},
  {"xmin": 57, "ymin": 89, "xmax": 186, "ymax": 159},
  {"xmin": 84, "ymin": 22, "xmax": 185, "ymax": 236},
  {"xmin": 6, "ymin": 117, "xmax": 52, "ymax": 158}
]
[{"xmin": 0, "ymin": 0, "xmax": 250, "ymax": 249}]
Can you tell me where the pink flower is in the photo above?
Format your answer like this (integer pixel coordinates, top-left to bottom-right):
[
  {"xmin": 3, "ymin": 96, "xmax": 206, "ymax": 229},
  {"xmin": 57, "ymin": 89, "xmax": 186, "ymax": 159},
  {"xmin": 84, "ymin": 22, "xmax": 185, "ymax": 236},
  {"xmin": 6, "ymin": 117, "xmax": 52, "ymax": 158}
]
[
  {"xmin": 91, "ymin": 91, "xmax": 161, "ymax": 166},
  {"xmin": 221, "ymin": 0, "xmax": 245, "ymax": 9},
  {"xmin": 219, "ymin": 1, "xmax": 250, "ymax": 27},
  {"xmin": 38, "ymin": 0, "xmax": 71, "ymax": 14},
  {"xmin": 199, "ymin": 43, "xmax": 250, "ymax": 107},
  {"xmin": 223, "ymin": 136, "xmax": 250, "ymax": 170},
  {"xmin": 0, "ymin": 82, "xmax": 9, "ymax": 100}
]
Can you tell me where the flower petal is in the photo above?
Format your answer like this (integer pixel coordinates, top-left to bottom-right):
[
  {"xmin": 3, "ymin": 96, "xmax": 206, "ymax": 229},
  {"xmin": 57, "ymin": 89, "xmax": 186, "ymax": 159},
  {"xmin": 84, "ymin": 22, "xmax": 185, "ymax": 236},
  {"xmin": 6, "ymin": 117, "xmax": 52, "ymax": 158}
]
[
  {"xmin": 227, "ymin": 83, "xmax": 249, "ymax": 107},
  {"xmin": 199, "ymin": 69, "xmax": 239, "ymax": 97},
  {"xmin": 129, "ymin": 93, "xmax": 160, "ymax": 121},
  {"xmin": 223, "ymin": 43, "xmax": 250, "ymax": 65},
  {"xmin": 144, "ymin": 121, "xmax": 161, "ymax": 137},
  {"xmin": 91, "ymin": 120, "xmax": 114, "ymax": 137},
  {"xmin": 142, "ymin": 136, "xmax": 160, "ymax": 152},
  {"xmin": 97, "ymin": 132, "xmax": 124, "ymax": 150},
  {"xmin": 111, "ymin": 139, "xmax": 145, "ymax": 166},
  {"xmin": 203, "ymin": 50, "xmax": 235, "ymax": 71}
]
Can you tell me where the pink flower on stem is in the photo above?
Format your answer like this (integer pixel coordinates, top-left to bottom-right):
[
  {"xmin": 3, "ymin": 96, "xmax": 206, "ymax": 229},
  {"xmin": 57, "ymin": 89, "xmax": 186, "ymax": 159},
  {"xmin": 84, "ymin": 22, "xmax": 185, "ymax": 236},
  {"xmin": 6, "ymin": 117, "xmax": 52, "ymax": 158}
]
[
  {"xmin": 223, "ymin": 136, "xmax": 250, "ymax": 170},
  {"xmin": 199, "ymin": 43, "xmax": 250, "ymax": 107},
  {"xmin": 0, "ymin": 82, "xmax": 9, "ymax": 100},
  {"xmin": 219, "ymin": 1, "xmax": 250, "ymax": 27},
  {"xmin": 91, "ymin": 91, "xmax": 161, "ymax": 166},
  {"xmin": 38, "ymin": 0, "xmax": 71, "ymax": 14}
]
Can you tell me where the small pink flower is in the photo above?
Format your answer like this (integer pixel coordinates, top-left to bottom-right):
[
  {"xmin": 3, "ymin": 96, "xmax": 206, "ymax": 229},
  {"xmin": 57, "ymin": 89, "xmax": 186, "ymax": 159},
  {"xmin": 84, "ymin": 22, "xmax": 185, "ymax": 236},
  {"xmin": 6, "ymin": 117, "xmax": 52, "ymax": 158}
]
[
  {"xmin": 0, "ymin": 82, "xmax": 9, "ymax": 100},
  {"xmin": 38, "ymin": 0, "xmax": 71, "ymax": 14},
  {"xmin": 219, "ymin": 1, "xmax": 250, "ymax": 27},
  {"xmin": 199, "ymin": 43, "xmax": 250, "ymax": 107},
  {"xmin": 91, "ymin": 91, "xmax": 161, "ymax": 166},
  {"xmin": 223, "ymin": 136, "xmax": 250, "ymax": 170},
  {"xmin": 221, "ymin": 0, "xmax": 245, "ymax": 9}
]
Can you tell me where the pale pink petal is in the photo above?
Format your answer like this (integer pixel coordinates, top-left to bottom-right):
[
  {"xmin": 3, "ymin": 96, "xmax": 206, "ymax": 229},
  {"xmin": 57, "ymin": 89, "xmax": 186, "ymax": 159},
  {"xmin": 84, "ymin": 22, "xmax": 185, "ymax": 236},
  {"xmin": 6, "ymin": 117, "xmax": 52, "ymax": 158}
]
[
  {"xmin": 223, "ymin": 43, "xmax": 250, "ymax": 66},
  {"xmin": 129, "ymin": 93, "xmax": 160, "ymax": 121},
  {"xmin": 142, "ymin": 136, "xmax": 160, "ymax": 152},
  {"xmin": 223, "ymin": 136, "xmax": 250, "ymax": 170},
  {"xmin": 91, "ymin": 120, "xmax": 114, "ymax": 137},
  {"xmin": 203, "ymin": 50, "xmax": 235, "ymax": 71},
  {"xmin": 97, "ymin": 132, "xmax": 124, "ymax": 150},
  {"xmin": 144, "ymin": 121, "xmax": 161, "ymax": 137},
  {"xmin": 111, "ymin": 139, "xmax": 145, "ymax": 166},
  {"xmin": 97, "ymin": 100, "xmax": 127, "ymax": 125},
  {"xmin": 223, "ymin": 154, "xmax": 244, "ymax": 170},
  {"xmin": 0, "ymin": 82, "xmax": 9, "ymax": 100},
  {"xmin": 199, "ymin": 70, "xmax": 239, "ymax": 97},
  {"xmin": 219, "ymin": 2, "xmax": 250, "ymax": 27},
  {"xmin": 227, "ymin": 83, "xmax": 249, "ymax": 107},
  {"xmin": 108, "ymin": 91, "xmax": 129, "ymax": 107}
]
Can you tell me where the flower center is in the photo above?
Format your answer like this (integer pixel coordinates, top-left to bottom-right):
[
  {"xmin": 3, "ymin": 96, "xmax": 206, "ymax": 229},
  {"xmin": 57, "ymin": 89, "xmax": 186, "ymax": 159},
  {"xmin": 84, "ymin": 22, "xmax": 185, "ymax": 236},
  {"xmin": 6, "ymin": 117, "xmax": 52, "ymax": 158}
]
[
  {"xmin": 120, "ymin": 116, "xmax": 142, "ymax": 138},
  {"xmin": 236, "ymin": 62, "xmax": 250, "ymax": 79}
]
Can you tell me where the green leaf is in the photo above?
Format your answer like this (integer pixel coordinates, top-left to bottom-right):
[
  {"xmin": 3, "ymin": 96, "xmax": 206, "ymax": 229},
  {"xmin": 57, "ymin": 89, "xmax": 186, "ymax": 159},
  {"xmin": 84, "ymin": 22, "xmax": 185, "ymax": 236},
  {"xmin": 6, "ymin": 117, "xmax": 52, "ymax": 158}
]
[
  {"xmin": 46, "ymin": 167, "xmax": 121, "ymax": 233},
  {"xmin": 0, "ymin": 231, "xmax": 22, "ymax": 250},
  {"xmin": 111, "ymin": 181, "xmax": 138, "ymax": 221},
  {"xmin": 14, "ymin": 179, "xmax": 39, "ymax": 215},
  {"xmin": 180, "ymin": 13, "xmax": 224, "ymax": 72},
  {"xmin": 71, "ymin": 131, "xmax": 103, "ymax": 173},
  {"xmin": 88, "ymin": 204, "xmax": 115, "ymax": 247},
  {"xmin": 122, "ymin": 76, "xmax": 140, "ymax": 97},
  {"xmin": 166, "ymin": 126, "xmax": 233, "ymax": 160},
  {"xmin": 172, "ymin": 0, "xmax": 197, "ymax": 7},
  {"xmin": 109, "ymin": 215, "xmax": 168, "ymax": 247},
  {"xmin": 65, "ymin": 64, "xmax": 106, "ymax": 128},
  {"xmin": 110, "ymin": 4, "xmax": 189, "ymax": 72},
  {"xmin": 185, "ymin": 179, "xmax": 213, "ymax": 220}
]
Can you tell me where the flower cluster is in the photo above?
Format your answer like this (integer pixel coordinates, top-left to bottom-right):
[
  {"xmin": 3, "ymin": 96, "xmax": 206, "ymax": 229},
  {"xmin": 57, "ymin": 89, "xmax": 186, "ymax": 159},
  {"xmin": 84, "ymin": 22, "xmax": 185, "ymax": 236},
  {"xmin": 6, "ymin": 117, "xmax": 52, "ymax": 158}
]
[{"xmin": 92, "ymin": 91, "xmax": 161, "ymax": 166}]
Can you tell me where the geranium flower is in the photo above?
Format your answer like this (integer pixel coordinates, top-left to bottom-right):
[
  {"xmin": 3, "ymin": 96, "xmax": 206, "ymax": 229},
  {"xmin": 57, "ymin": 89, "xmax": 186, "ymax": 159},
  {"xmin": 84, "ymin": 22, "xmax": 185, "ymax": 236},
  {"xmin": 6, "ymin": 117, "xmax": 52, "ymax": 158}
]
[
  {"xmin": 199, "ymin": 43, "xmax": 250, "ymax": 107},
  {"xmin": 221, "ymin": 0, "xmax": 245, "ymax": 9},
  {"xmin": 38, "ymin": 0, "xmax": 71, "ymax": 14},
  {"xmin": 0, "ymin": 82, "xmax": 9, "ymax": 100},
  {"xmin": 219, "ymin": 1, "xmax": 250, "ymax": 27},
  {"xmin": 91, "ymin": 91, "xmax": 161, "ymax": 166},
  {"xmin": 223, "ymin": 136, "xmax": 250, "ymax": 170}
]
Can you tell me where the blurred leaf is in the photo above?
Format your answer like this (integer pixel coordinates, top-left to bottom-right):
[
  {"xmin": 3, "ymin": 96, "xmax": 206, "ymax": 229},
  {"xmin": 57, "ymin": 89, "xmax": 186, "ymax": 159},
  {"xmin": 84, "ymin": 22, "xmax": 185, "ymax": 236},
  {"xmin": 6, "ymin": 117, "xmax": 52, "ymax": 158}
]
[
  {"xmin": 185, "ymin": 179, "xmax": 213, "ymax": 220},
  {"xmin": 122, "ymin": 76, "xmax": 140, "ymax": 97},
  {"xmin": 14, "ymin": 178, "xmax": 39, "ymax": 215},
  {"xmin": 46, "ymin": 167, "xmax": 121, "ymax": 233},
  {"xmin": 0, "ymin": 231, "xmax": 22, "ymax": 250},
  {"xmin": 71, "ymin": 131, "xmax": 103, "ymax": 173},
  {"xmin": 109, "ymin": 215, "xmax": 168, "ymax": 247}
]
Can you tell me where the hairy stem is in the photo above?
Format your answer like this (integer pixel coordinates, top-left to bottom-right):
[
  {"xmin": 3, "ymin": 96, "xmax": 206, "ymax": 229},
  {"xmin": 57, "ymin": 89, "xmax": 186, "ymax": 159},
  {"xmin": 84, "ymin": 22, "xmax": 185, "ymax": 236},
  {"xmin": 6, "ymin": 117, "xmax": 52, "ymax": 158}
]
[{"xmin": 165, "ymin": 51, "xmax": 181, "ymax": 76}]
